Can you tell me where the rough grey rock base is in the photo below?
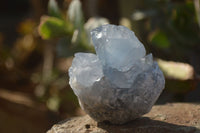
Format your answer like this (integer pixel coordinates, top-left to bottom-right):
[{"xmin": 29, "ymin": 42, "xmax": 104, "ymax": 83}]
[
  {"xmin": 47, "ymin": 103, "xmax": 200, "ymax": 133},
  {"xmin": 77, "ymin": 62, "xmax": 164, "ymax": 124}
]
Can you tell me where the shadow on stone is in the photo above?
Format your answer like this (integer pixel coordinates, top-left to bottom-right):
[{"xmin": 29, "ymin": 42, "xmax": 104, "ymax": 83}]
[{"xmin": 97, "ymin": 117, "xmax": 199, "ymax": 133}]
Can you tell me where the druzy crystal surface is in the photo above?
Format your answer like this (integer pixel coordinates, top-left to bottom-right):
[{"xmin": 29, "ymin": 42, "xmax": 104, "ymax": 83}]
[{"xmin": 69, "ymin": 24, "xmax": 165, "ymax": 124}]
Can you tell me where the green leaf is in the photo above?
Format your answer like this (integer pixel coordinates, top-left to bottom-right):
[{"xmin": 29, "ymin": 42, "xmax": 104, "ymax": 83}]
[
  {"xmin": 67, "ymin": 0, "xmax": 84, "ymax": 29},
  {"xmin": 38, "ymin": 16, "xmax": 74, "ymax": 39},
  {"xmin": 48, "ymin": 0, "xmax": 62, "ymax": 18},
  {"xmin": 150, "ymin": 30, "xmax": 170, "ymax": 49}
]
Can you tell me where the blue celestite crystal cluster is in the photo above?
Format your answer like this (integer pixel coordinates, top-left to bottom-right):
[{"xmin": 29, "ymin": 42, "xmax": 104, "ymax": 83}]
[{"xmin": 69, "ymin": 24, "xmax": 165, "ymax": 124}]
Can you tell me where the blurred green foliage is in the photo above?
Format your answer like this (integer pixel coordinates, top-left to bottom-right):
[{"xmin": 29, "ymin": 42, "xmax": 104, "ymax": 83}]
[
  {"xmin": 48, "ymin": 0, "xmax": 62, "ymax": 18},
  {"xmin": 39, "ymin": 16, "xmax": 73, "ymax": 39},
  {"xmin": 150, "ymin": 30, "xmax": 170, "ymax": 49},
  {"xmin": 38, "ymin": 0, "xmax": 92, "ymax": 52},
  {"xmin": 133, "ymin": 0, "xmax": 200, "ymax": 62}
]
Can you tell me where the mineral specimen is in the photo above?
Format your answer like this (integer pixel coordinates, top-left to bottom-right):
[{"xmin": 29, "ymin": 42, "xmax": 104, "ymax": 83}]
[{"xmin": 69, "ymin": 24, "xmax": 165, "ymax": 124}]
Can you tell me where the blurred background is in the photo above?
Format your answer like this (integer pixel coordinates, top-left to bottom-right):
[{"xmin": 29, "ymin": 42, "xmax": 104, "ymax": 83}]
[{"xmin": 0, "ymin": 0, "xmax": 200, "ymax": 132}]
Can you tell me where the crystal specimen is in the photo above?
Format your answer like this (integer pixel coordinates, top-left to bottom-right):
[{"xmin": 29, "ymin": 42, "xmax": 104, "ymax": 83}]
[{"xmin": 69, "ymin": 24, "xmax": 165, "ymax": 124}]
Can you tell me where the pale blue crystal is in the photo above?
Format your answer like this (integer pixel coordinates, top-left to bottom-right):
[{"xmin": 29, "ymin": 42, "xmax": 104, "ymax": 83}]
[
  {"xmin": 91, "ymin": 24, "xmax": 146, "ymax": 71},
  {"xmin": 68, "ymin": 24, "xmax": 165, "ymax": 124},
  {"xmin": 69, "ymin": 53, "xmax": 103, "ymax": 95}
]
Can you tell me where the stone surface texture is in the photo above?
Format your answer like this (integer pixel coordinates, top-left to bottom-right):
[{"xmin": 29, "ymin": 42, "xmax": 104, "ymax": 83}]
[
  {"xmin": 69, "ymin": 24, "xmax": 165, "ymax": 124},
  {"xmin": 47, "ymin": 103, "xmax": 200, "ymax": 133}
]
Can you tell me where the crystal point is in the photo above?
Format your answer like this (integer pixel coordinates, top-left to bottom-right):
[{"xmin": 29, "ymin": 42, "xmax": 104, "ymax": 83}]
[{"xmin": 91, "ymin": 24, "xmax": 146, "ymax": 71}]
